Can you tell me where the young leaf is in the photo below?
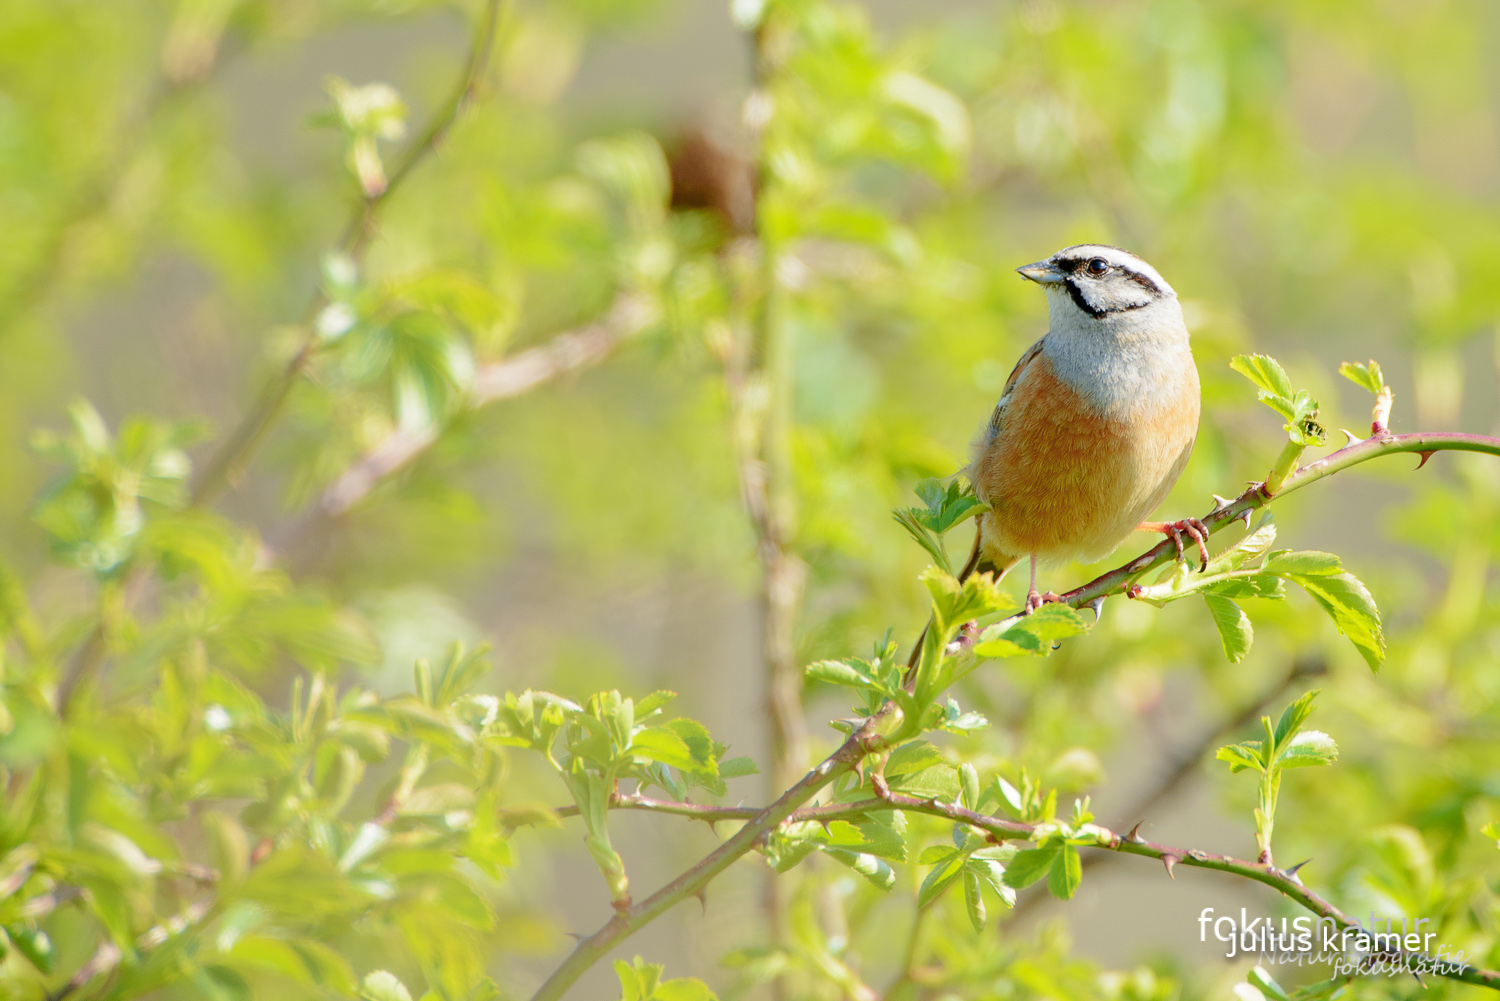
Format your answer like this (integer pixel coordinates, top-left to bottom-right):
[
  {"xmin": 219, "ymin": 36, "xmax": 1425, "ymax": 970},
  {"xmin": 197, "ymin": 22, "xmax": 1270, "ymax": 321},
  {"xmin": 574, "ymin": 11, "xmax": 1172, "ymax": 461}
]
[
  {"xmin": 1046, "ymin": 844, "xmax": 1082, "ymax": 899},
  {"xmin": 1272, "ymin": 690, "xmax": 1320, "ymax": 749},
  {"xmin": 1215, "ymin": 742, "xmax": 1265, "ymax": 774},
  {"xmin": 1291, "ymin": 572, "xmax": 1384, "ymax": 671},
  {"xmin": 1203, "ymin": 592, "xmax": 1254, "ymax": 663},
  {"xmin": 962, "ymin": 867, "xmax": 986, "ymax": 932},
  {"xmin": 822, "ymin": 848, "xmax": 896, "ymax": 890},
  {"xmin": 1338, "ymin": 360, "xmax": 1385, "ymax": 395},
  {"xmin": 1277, "ymin": 730, "xmax": 1338, "ymax": 769},
  {"xmin": 972, "ymin": 604, "xmax": 1087, "ymax": 657},
  {"xmin": 361, "ymin": 971, "xmax": 414, "ymax": 1001},
  {"xmin": 917, "ymin": 849, "xmax": 967, "ymax": 906},
  {"xmin": 1231, "ymin": 354, "xmax": 1294, "ymax": 401},
  {"xmin": 1001, "ymin": 843, "xmax": 1060, "ymax": 889}
]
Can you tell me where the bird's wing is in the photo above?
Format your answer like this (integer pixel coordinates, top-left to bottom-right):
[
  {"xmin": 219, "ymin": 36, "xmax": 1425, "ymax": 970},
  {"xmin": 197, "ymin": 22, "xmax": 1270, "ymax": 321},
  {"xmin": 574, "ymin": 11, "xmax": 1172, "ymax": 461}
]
[{"xmin": 983, "ymin": 336, "xmax": 1046, "ymax": 441}]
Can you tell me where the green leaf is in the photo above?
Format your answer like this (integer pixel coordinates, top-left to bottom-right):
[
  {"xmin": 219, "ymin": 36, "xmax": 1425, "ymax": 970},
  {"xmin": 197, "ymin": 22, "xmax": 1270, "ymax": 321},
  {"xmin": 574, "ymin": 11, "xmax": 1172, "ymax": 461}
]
[
  {"xmin": 823, "ymin": 816, "xmax": 907, "ymax": 861},
  {"xmin": 1262, "ymin": 550, "xmax": 1343, "ymax": 576},
  {"xmin": 1248, "ymin": 965, "xmax": 1292, "ymax": 1001},
  {"xmin": 886, "ymin": 759, "xmax": 961, "ymax": 801},
  {"xmin": 1291, "ymin": 572, "xmax": 1384, "ymax": 671},
  {"xmin": 1277, "ymin": 730, "xmax": 1337, "ymax": 768},
  {"xmin": 1338, "ymin": 360, "xmax": 1385, "ymax": 394},
  {"xmin": 962, "ymin": 867, "xmax": 986, "ymax": 931},
  {"xmin": 973, "ymin": 604, "xmax": 1087, "ymax": 657},
  {"xmin": 635, "ymin": 691, "xmax": 677, "ymax": 717},
  {"xmin": 1203, "ymin": 593, "xmax": 1253, "ymax": 663},
  {"xmin": 1001, "ymin": 843, "xmax": 1060, "ymax": 889},
  {"xmin": 805, "ymin": 658, "xmax": 886, "ymax": 692},
  {"xmin": 822, "ymin": 847, "xmax": 895, "ymax": 890},
  {"xmin": 1215, "ymin": 742, "xmax": 1265, "ymax": 774},
  {"xmin": 884, "ymin": 740, "xmax": 943, "ymax": 778},
  {"xmin": 917, "ymin": 849, "xmax": 966, "ymax": 906},
  {"xmin": 1271, "ymin": 690, "xmax": 1320, "ymax": 749},
  {"xmin": 1231, "ymin": 354, "xmax": 1293, "ymax": 400},
  {"xmin": 921, "ymin": 567, "xmax": 1016, "ymax": 639},
  {"xmin": 1483, "ymin": 822, "xmax": 1500, "ymax": 848},
  {"xmin": 892, "ymin": 509, "xmax": 952, "ymax": 575},
  {"xmin": 361, "ymin": 971, "xmax": 414, "ymax": 1001},
  {"xmin": 719, "ymin": 756, "xmax": 759, "ymax": 779},
  {"xmin": 1046, "ymin": 844, "xmax": 1082, "ymax": 900}
]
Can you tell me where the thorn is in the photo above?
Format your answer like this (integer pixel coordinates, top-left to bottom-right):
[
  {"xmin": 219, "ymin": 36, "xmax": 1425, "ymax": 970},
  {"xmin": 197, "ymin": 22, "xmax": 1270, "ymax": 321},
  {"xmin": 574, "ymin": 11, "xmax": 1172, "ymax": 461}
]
[
  {"xmin": 706, "ymin": 819, "xmax": 717, "ymax": 836},
  {"xmin": 1086, "ymin": 596, "xmax": 1105, "ymax": 622},
  {"xmin": 1415, "ymin": 450, "xmax": 1436, "ymax": 470},
  {"xmin": 1284, "ymin": 858, "xmax": 1311, "ymax": 883},
  {"xmin": 1339, "ymin": 428, "xmax": 1366, "ymax": 446},
  {"xmin": 1186, "ymin": 849, "xmax": 1208, "ymax": 861},
  {"xmin": 1209, "ymin": 493, "xmax": 1233, "ymax": 516},
  {"xmin": 1161, "ymin": 853, "xmax": 1179, "ymax": 879},
  {"xmin": 1412, "ymin": 969, "xmax": 1427, "ymax": 989},
  {"xmin": 693, "ymin": 887, "xmax": 708, "ymax": 914},
  {"xmin": 1125, "ymin": 821, "xmax": 1145, "ymax": 843},
  {"xmin": 566, "ymin": 931, "xmax": 585, "ymax": 941},
  {"xmin": 1239, "ymin": 509, "xmax": 1252, "ymax": 528}
]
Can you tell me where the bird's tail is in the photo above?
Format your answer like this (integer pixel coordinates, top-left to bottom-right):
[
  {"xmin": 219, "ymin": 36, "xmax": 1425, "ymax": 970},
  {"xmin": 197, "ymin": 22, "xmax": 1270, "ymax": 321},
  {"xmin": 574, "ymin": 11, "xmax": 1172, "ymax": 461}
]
[{"xmin": 903, "ymin": 528, "xmax": 1020, "ymax": 678}]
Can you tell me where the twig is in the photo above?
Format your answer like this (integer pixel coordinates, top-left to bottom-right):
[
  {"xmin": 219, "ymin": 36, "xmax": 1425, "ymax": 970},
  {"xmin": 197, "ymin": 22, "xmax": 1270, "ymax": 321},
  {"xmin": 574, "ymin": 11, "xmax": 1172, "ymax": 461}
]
[{"xmin": 1061, "ymin": 431, "xmax": 1500, "ymax": 613}]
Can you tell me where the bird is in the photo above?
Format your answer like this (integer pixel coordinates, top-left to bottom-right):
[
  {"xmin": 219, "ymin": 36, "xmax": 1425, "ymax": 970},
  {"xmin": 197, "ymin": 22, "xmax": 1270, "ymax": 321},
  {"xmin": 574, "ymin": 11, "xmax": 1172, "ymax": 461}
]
[{"xmin": 963, "ymin": 244, "xmax": 1206, "ymax": 612}]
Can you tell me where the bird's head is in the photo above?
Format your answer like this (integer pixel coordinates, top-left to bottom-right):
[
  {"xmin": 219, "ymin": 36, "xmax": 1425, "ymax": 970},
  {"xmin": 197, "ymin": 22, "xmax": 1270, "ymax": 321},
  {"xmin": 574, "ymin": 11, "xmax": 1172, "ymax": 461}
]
[{"xmin": 1016, "ymin": 244, "xmax": 1176, "ymax": 322}]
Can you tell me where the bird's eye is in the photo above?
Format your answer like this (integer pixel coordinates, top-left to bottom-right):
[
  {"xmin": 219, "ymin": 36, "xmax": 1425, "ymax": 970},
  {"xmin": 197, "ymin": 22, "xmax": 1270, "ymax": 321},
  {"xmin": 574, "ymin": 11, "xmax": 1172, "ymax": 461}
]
[{"xmin": 1086, "ymin": 258, "xmax": 1109, "ymax": 275}]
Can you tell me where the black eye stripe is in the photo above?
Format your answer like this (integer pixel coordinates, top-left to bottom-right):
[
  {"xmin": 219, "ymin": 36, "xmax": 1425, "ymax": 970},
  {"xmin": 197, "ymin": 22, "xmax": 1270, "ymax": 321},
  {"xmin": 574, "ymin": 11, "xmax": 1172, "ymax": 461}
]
[
  {"xmin": 1054, "ymin": 257, "xmax": 1165, "ymax": 297},
  {"xmin": 1063, "ymin": 279, "xmax": 1107, "ymax": 318},
  {"xmin": 1063, "ymin": 275, "xmax": 1155, "ymax": 317}
]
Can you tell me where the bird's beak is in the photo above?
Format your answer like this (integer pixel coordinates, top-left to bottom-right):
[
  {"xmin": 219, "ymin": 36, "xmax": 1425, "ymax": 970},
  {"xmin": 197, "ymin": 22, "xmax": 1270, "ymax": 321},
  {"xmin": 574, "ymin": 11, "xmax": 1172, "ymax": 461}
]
[{"xmin": 1016, "ymin": 261, "xmax": 1065, "ymax": 285}]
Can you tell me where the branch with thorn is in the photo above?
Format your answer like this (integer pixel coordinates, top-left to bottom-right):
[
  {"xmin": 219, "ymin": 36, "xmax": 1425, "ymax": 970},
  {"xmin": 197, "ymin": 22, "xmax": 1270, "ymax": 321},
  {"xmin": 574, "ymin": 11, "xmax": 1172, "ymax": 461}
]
[{"xmin": 525, "ymin": 373, "xmax": 1500, "ymax": 1000}]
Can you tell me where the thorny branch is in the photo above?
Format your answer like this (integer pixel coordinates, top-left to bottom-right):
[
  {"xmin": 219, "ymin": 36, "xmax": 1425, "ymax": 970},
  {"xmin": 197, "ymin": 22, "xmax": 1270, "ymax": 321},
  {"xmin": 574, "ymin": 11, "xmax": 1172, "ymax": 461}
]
[
  {"xmin": 526, "ymin": 392, "xmax": 1500, "ymax": 999},
  {"xmin": 1005, "ymin": 655, "xmax": 1326, "ymax": 924}
]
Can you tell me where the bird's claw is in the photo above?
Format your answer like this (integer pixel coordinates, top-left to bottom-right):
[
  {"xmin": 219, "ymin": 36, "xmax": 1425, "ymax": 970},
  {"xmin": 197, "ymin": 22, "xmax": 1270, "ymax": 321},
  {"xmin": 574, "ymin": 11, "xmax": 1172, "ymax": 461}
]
[
  {"xmin": 1157, "ymin": 518, "xmax": 1210, "ymax": 572},
  {"xmin": 1025, "ymin": 589, "xmax": 1064, "ymax": 613}
]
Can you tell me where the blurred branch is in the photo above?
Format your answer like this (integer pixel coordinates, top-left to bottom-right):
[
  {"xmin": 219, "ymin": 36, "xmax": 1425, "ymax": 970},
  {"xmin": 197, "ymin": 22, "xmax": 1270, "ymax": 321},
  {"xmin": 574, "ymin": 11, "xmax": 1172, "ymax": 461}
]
[
  {"xmin": 190, "ymin": 0, "xmax": 508, "ymax": 507},
  {"xmin": 0, "ymin": 29, "xmax": 239, "ymax": 343},
  {"xmin": 55, "ymin": 0, "xmax": 506, "ymax": 716},
  {"xmin": 712, "ymin": 18, "xmax": 812, "ymax": 984},
  {"xmin": 315, "ymin": 291, "xmax": 654, "ymax": 518}
]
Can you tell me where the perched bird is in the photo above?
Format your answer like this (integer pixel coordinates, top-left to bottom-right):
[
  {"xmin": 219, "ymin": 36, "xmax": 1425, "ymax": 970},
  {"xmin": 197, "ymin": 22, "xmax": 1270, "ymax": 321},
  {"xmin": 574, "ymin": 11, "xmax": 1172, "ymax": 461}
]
[{"xmin": 965, "ymin": 244, "xmax": 1206, "ymax": 610}]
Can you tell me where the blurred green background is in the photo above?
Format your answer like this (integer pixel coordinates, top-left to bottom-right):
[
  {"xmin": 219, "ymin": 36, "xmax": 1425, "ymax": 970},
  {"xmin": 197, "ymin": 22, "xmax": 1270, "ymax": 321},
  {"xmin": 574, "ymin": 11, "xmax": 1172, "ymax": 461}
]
[{"xmin": 3, "ymin": 0, "xmax": 1500, "ymax": 998}]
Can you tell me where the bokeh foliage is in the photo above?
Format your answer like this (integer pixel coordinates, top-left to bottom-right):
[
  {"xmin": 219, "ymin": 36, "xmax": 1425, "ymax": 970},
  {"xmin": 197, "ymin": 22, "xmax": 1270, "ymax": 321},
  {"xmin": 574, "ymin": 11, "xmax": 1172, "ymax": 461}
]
[{"xmin": 2, "ymin": 0, "xmax": 1500, "ymax": 999}]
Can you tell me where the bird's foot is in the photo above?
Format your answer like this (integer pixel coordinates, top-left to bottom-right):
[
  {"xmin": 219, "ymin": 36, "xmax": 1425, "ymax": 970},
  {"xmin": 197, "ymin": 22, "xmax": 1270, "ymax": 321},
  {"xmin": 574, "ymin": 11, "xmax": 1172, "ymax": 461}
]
[
  {"xmin": 1142, "ymin": 518, "xmax": 1210, "ymax": 572},
  {"xmin": 1025, "ymin": 589, "xmax": 1065, "ymax": 613}
]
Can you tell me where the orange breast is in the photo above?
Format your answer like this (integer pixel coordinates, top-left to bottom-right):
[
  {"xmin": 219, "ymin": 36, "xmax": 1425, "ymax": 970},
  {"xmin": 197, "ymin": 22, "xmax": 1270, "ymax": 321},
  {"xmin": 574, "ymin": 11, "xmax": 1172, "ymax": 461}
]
[{"xmin": 974, "ymin": 350, "xmax": 1198, "ymax": 567}]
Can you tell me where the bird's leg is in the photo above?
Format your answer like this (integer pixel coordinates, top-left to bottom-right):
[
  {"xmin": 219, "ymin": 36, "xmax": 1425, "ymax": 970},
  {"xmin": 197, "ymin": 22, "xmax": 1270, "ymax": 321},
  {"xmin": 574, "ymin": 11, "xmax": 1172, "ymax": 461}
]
[
  {"xmin": 1024, "ymin": 554, "xmax": 1064, "ymax": 613},
  {"xmin": 1140, "ymin": 518, "xmax": 1211, "ymax": 572}
]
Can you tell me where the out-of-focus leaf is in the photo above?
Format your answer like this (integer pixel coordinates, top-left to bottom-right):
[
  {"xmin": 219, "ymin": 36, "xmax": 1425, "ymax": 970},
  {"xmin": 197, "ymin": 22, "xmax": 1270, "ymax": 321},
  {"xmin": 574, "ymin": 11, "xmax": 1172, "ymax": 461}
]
[{"xmin": 360, "ymin": 970, "xmax": 414, "ymax": 1001}]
